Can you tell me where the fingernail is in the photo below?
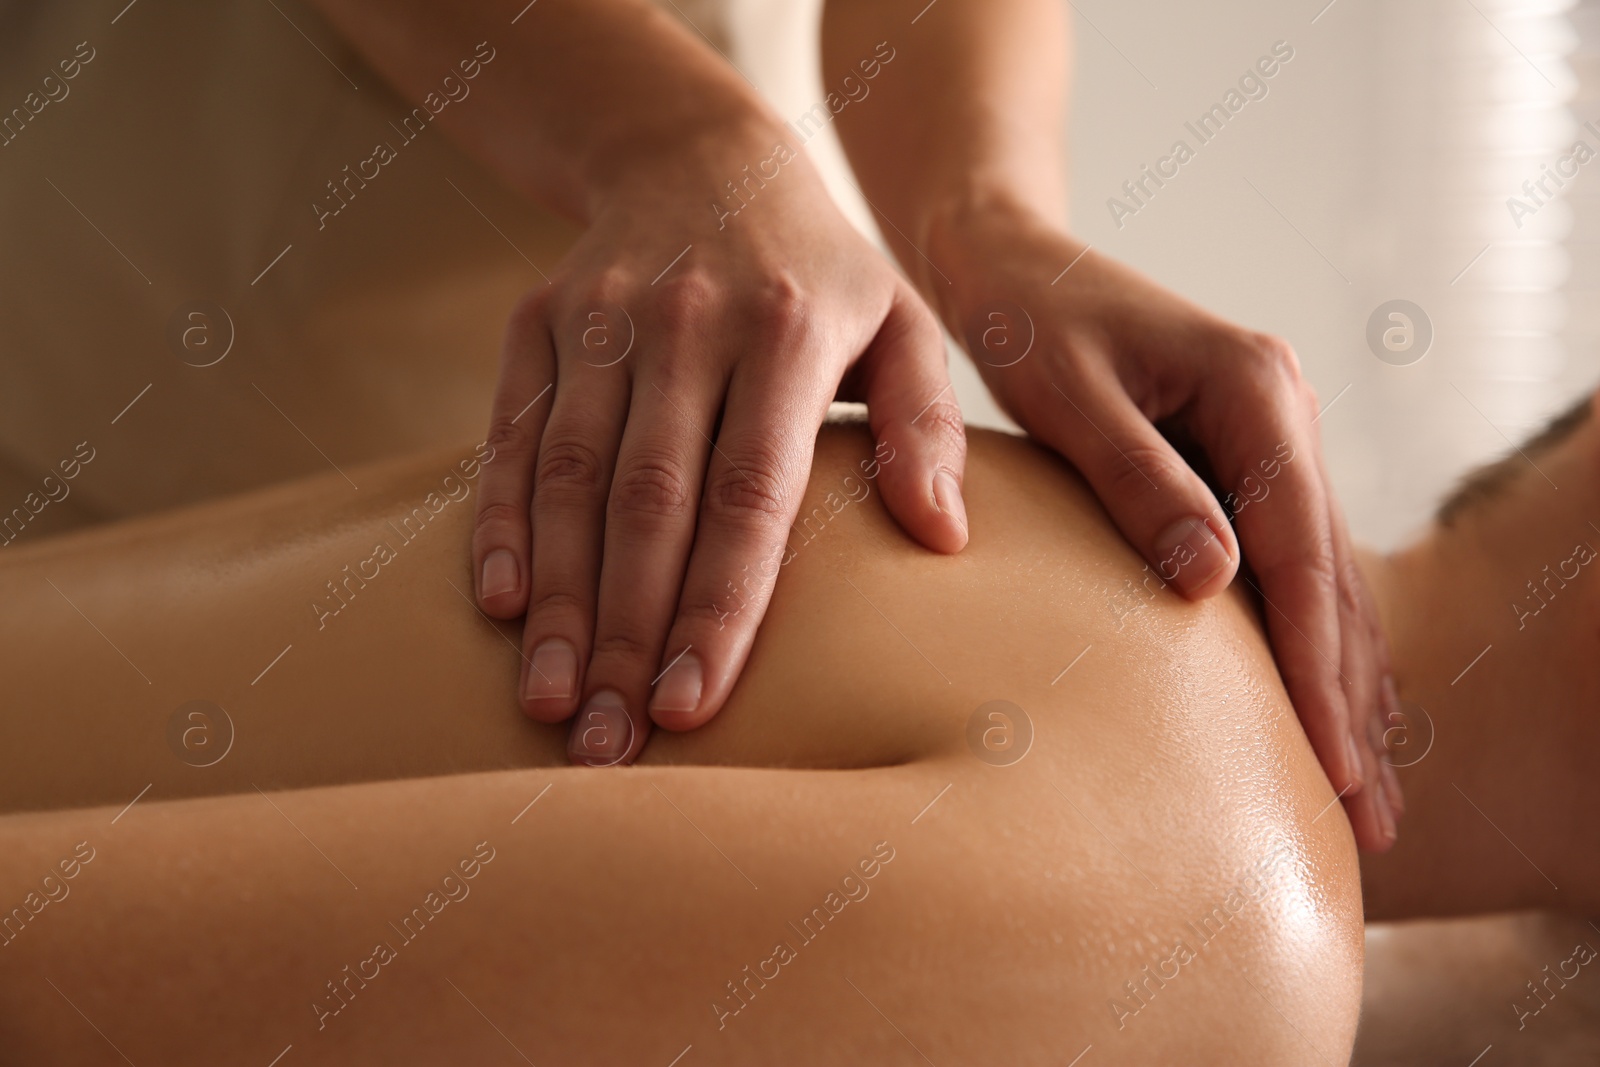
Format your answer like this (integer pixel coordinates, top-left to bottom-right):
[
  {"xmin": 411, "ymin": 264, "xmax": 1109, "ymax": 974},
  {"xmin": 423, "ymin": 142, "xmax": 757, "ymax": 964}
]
[
  {"xmin": 481, "ymin": 549, "xmax": 518, "ymax": 599},
  {"xmin": 1344, "ymin": 733, "xmax": 1366, "ymax": 790},
  {"xmin": 650, "ymin": 652, "xmax": 703, "ymax": 719},
  {"xmin": 1380, "ymin": 759, "xmax": 1406, "ymax": 820},
  {"xmin": 1376, "ymin": 674, "xmax": 1406, "ymax": 817},
  {"xmin": 932, "ymin": 468, "xmax": 968, "ymax": 534},
  {"xmin": 1381, "ymin": 673, "xmax": 1402, "ymax": 720},
  {"xmin": 1153, "ymin": 517, "xmax": 1232, "ymax": 593},
  {"xmin": 1366, "ymin": 699, "xmax": 1388, "ymax": 754},
  {"xmin": 569, "ymin": 691, "xmax": 633, "ymax": 766},
  {"xmin": 526, "ymin": 639, "xmax": 577, "ymax": 704},
  {"xmin": 1376, "ymin": 781, "xmax": 1397, "ymax": 844}
]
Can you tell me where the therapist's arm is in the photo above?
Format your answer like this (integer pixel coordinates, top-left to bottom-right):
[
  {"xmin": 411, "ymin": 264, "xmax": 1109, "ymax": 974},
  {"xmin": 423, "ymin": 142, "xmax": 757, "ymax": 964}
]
[
  {"xmin": 303, "ymin": 0, "xmax": 971, "ymax": 756},
  {"xmin": 821, "ymin": 0, "xmax": 1402, "ymax": 851},
  {"xmin": 304, "ymin": 0, "xmax": 758, "ymax": 221}
]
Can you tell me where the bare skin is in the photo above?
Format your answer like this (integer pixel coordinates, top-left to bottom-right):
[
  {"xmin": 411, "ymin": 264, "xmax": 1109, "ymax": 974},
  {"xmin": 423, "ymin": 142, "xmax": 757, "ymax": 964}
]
[
  {"xmin": 304, "ymin": 0, "xmax": 973, "ymax": 760},
  {"xmin": 1358, "ymin": 397, "xmax": 1600, "ymax": 921},
  {"xmin": 822, "ymin": 0, "xmax": 1399, "ymax": 847},
  {"xmin": 6, "ymin": 408, "xmax": 1600, "ymax": 1062},
  {"xmin": 0, "ymin": 425, "xmax": 1363, "ymax": 1065},
  {"xmin": 0, "ymin": 0, "xmax": 1393, "ymax": 845},
  {"xmin": 1347, "ymin": 393, "xmax": 1600, "ymax": 1061},
  {"xmin": 279, "ymin": 0, "xmax": 1395, "ymax": 827}
]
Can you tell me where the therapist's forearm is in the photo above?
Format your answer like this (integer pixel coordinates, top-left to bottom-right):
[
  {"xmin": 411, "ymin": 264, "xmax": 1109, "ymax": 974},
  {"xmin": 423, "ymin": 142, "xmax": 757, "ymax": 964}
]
[
  {"xmin": 822, "ymin": 0, "xmax": 1070, "ymax": 296},
  {"xmin": 307, "ymin": 0, "xmax": 784, "ymax": 222}
]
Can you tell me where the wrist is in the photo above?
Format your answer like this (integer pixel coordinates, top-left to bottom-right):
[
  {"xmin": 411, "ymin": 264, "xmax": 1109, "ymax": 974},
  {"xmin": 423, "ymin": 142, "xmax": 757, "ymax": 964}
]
[
  {"xmin": 919, "ymin": 180, "xmax": 1070, "ymax": 325},
  {"xmin": 579, "ymin": 105, "xmax": 800, "ymax": 222}
]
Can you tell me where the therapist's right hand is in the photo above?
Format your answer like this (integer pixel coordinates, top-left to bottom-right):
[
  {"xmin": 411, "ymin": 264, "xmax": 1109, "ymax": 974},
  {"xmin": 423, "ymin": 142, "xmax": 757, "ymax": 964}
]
[
  {"xmin": 470, "ymin": 122, "xmax": 969, "ymax": 766},
  {"xmin": 917, "ymin": 201, "xmax": 1401, "ymax": 851}
]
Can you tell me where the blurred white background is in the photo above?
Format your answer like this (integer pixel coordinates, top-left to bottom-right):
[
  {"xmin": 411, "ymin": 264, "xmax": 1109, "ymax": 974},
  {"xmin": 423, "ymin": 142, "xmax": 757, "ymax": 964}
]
[{"xmin": 725, "ymin": 0, "xmax": 1600, "ymax": 549}]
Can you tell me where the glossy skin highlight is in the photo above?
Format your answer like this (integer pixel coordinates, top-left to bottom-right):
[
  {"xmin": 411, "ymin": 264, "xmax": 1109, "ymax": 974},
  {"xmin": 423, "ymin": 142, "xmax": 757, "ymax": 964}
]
[{"xmin": 0, "ymin": 424, "xmax": 1363, "ymax": 1065}]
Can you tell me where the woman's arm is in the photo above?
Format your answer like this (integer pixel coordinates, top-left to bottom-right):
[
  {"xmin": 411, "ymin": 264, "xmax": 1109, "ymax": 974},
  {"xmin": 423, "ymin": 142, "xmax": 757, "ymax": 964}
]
[
  {"xmin": 0, "ymin": 752, "xmax": 1361, "ymax": 1066},
  {"xmin": 0, "ymin": 761, "xmax": 982, "ymax": 1065},
  {"xmin": 0, "ymin": 425, "xmax": 1363, "ymax": 1064}
]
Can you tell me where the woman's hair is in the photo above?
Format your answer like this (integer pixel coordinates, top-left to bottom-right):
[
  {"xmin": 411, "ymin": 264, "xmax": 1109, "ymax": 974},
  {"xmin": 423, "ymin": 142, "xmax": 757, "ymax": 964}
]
[{"xmin": 1434, "ymin": 391, "xmax": 1593, "ymax": 527}]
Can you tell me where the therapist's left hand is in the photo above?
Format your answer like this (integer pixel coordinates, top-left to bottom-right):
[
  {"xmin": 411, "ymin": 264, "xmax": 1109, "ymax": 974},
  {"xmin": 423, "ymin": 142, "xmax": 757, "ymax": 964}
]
[{"xmin": 919, "ymin": 198, "xmax": 1401, "ymax": 853}]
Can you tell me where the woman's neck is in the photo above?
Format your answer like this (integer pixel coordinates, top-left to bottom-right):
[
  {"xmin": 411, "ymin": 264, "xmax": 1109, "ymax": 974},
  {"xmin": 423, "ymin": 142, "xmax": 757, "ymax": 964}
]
[{"xmin": 1357, "ymin": 438, "xmax": 1600, "ymax": 918}]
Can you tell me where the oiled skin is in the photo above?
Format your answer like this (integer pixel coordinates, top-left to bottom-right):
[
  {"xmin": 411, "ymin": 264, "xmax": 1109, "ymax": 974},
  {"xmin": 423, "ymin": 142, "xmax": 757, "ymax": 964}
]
[{"xmin": 0, "ymin": 425, "xmax": 1363, "ymax": 1065}]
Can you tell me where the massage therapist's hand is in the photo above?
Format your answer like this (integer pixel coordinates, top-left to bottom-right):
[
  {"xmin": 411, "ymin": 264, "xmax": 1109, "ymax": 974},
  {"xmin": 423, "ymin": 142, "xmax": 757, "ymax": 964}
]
[
  {"xmin": 823, "ymin": 0, "xmax": 1398, "ymax": 851},
  {"xmin": 299, "ymin": 0, "xmax": 966, "ymax": 765},
  {"xmin": 923, "ymin": 202, "xmax": 1402, "ymax": 850},
  {"xmin": 470, "ymin": 132, "xmax": 968, "ymax": 765}
]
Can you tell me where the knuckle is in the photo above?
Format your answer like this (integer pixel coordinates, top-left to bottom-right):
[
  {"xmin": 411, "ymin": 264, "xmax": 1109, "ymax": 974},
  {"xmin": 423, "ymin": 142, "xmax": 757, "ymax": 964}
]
[
  {"xmin": 1105, "ymin": 442, "xmax": 1184, "ymax": 500},
  {"xmin": 609, "ymin": 456, "xmax": 694, "ymax": 524},
  {"xmin": 746, "ymin": 273, "xmax": 811, "ymax": 345},
  {"xmin": 704, "ymin": 448, "xmax": 792, "ymax": 525},
  {"xmin": 653, "ymin": 270, "xmax": 719, "ymax": 335},
  {"xmin": 1299, "ymin": 380, "xmax": 1322, "ymax": 422},
  {"xmin": 911, "ymin": 399, "xmax": 965, "ymax": 450},
  {"xmin": 484, "ymin": 416, "xmax": 535, "ymax": 463},
  {"xmin": 1310, "ymin": 557, "xmax": 1341, "ymax": 602},
  {"xmin": 1243, "ymin": 331, "xmax": 1303, "ymax": 380},
  {"xmin": 558, "ymin": 273, "xmax": 633, "ymax": 355},
  {"xmin": 1334, "ymin": 552, "xmax": 1368, "ymax": 617},
  {"xmin": 1254, "ymin": 331, "xmax": 1300, "ymax": 367},
  {"xmin": 1228, "ymin": 331, "xmax": 1323, "ymax": 425},
  {"xmin": 1272, "ymin": 546, "xmax": 1339, "ymax": 603},
  {"xmin": 590, "ymin": 627, "xmax": 655, "ymax": 663},
  {"xmin": 646, "ymin": 352, "xmax": 696, "ymax": 395},
  {"xmin": 676, "ymin": 595, "xmax": 733, "ymax": 628},
  {"xmin": 678, "ymin": 582, "xmax": 767, "ymax": 632},
  {"xmin": 573, "ymin": 268, "xmax": 629, "ymax": 314},
  {"xmin": 505, "ymin": 287, "xmax": 551, "ymax": 336},
  {"xmin": 536, "ymin": 437, "xmax": 608, "ymax": 496},
  {"xmin": 525, "ymin": 586, "xmax": 588, "ymax": 625},
  {"xmin": 473, "ymin": 498, "xmax": 527, "ymax": 536}
]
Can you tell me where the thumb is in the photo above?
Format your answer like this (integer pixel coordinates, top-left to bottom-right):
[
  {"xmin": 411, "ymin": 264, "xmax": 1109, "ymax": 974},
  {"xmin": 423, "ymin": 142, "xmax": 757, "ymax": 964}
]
[
  {"xmin": 857, "ymin": 289, "xmax": 969, "ymax": 554},
  {"xmin": 1045, "ymin": 372, "xmax": 1237, "ymax": 597}
]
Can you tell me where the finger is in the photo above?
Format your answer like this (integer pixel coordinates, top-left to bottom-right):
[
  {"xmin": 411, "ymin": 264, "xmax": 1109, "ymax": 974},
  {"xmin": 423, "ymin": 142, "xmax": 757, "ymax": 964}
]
[
  {"xmin": 1349, "ymin": 712, "xmax": 1390, "ymax": 854},
  {"xmin": 1318, "ymin": 460, "xmax": 1408, "ymax": 851},
  {"xmin": 858, "ymin": 288, "xmax": 969, "ymax": 554},
  {"xmin": 520, "ymin": 347, "xmax": 630, "ymax": 724},
  {"xmin": 1196, "ymin": 339, "xmax": 1360, "ymax": 796},
  {"xmin": 569, "ymin": 365, "xmax": 720, "ymax": 766},
  {"xmin": 648, "ymin": 360, "xmax": 831, "ymax": 731},
  {"xmin": 1040, "ymin": 360, "xmax": 1238, "ymax": 598},
  {"xmin": 1323, "ymin": 470, "xmax": 1399, "ymax": 850},
  {"xmin": 472, "ymin": 290, "xmax": 556, "ymax": 618},
  {"xmin": 1377, "ymin": 671, "xmax": 1406, "ymax": 820},
  {"xmin": 1349, "ymin": 501, "xmax": 1405, "ymax": 822}
]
